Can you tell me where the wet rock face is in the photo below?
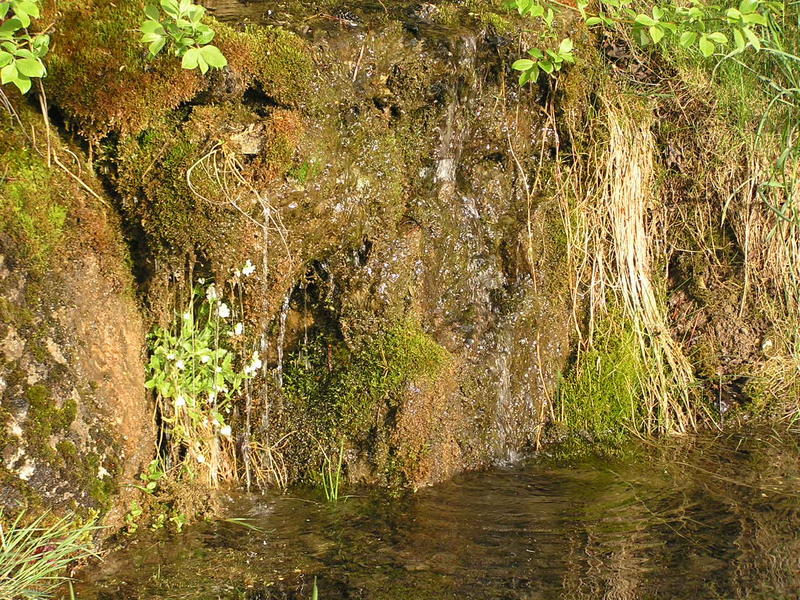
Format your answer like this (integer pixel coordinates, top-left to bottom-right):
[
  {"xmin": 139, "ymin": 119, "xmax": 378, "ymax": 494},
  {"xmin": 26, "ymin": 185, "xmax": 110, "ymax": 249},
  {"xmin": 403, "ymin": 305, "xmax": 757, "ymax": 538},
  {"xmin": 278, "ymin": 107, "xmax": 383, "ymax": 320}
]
[
  {"xmin": 40, "ymin": 0, "xmax": 575, "ymax": 490},
  {"xmin": 0, "ymin": 175, "xmax": 152, "ymax": 522},
  {"xmin": 245, "ymin": 7, "xmax": 574, "ymax": 484}
]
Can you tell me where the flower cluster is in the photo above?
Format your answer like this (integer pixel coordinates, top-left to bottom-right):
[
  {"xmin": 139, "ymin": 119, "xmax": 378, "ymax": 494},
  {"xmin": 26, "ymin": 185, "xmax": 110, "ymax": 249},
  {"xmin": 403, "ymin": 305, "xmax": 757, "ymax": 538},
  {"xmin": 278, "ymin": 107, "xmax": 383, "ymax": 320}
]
[{"xmin": 144, "ymin": 262, "xmax": 261, "ymax": 481}]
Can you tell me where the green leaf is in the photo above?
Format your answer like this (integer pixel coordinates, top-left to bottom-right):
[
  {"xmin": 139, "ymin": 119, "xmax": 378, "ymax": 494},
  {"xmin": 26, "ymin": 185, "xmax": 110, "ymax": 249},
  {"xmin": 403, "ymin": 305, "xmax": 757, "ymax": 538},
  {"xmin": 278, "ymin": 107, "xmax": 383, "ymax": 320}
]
[
  {"xmin": 679, "ymin": 30, "xmax": 697, "ymax": 47},
  {"xmin": 528, "ymin": 3, "xmax": 544, "ymax": 17},
  {"xmin": 15, "ymin": 10, "xmax": 29, "ymax": 27},
  {"xmin": 649, "ymin": 25, "xmax": 664, "ymax": 43},
  {"xmin": 739, "ymin": 0, "xmax": 758, "ymax": 13},
  {"xmin": 0, "ymin": 51, "xmax": 11, "ymax": 67},
  {"xmin": 707, "ymin": 31, "xmax": 728, "ymax": 44},
  {"xmin": 160, "ymin": 0, "xmax": 179, "ymax": 17},
  {"xmin": 512, "ymin": 58, "xmax": 535, "ymax": 71},
  {"xmin": 726, "ymin": 8, "xmax": 742, "ymax": 21},
  {"xmin": 31, "ymin": 33, "xmax": 48, "ymax": 55},
  {"xmin": 144, "ymin": 4, "xmax": 161, "ymax": 20},
  {"xmin": 196, "ymin": 27, "xmax": 214, "ymax": 45},
  {"xmin": 558, "ymin": 38, "xmax": 573, "ymax": 53},
  {"xmin": 149, "ymin": 37, "xmax": 166, "ymax": 56},
  {"xmin": 742, "ymin": 12, "xmax": 767, "ymax": 25},
  {"xmin": 1, "ymin": 61, "xmax": 17, "ymax": 84},
  {"xmin": 0, "ymin": 3, "xmax": 8, "ymax": 19},
  {"xmin": 540, "ymin": 59, "xmax": 554, "ymax": 74},
  {"xmin": 13, "ymin": 73, "xmax": 31, "ymax": 94},
  {"xmin": 15, "ymin": 0, "xmax": 39, "ymax": 18},
  {"xmin": 733, "ymin": 27, "xmax": 745, "ymax": 50},
  {"xmin": 652, "ymin": 6, "xmax": 663, "ymax": 20},
  {"xmin": 181, "ymin": 46, "xmax": 200, "ymax": 69},
  {"xmin": 16, "ymin": 56, "xmax": 43, "ymax": 77},
  {"xmin": 199, "ymin": 44, "xmax": 226, "ymax": 69},
  {"xmin": 634, "ymin": 13, "xmax": 656, "ymax": 26},
  {"xmin": 528, "ymin": 47, "xmax": 543, "ymax": 58},
  {"xmin": 698, "ymin": 35, "xmax": 715, "ymax": 57},
  {"xmin": 141, "ymin": 19, "xmax": 165, "ymax": 35},
  {"xmin": 0, "ymin": 17, "xmax": 23, "ymax": 37},
  {"xmin": 743, "ymin": 26, "xmax": 761, "ymax": 50},
  {"xmin": 585, "ymin": 16, "xmax": 603, "ymax": 25}
]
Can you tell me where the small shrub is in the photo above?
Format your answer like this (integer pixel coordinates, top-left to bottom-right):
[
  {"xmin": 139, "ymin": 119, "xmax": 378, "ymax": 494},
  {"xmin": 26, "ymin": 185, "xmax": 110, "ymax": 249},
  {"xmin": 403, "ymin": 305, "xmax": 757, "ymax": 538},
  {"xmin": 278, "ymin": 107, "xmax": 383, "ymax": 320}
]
[
  {"xmin": 0, "ymin": 0, "xmax": 49, "ymax": 94},
  {"xmin": 139, "ymin": 0, "xmax": 227, "ymax": 73}
]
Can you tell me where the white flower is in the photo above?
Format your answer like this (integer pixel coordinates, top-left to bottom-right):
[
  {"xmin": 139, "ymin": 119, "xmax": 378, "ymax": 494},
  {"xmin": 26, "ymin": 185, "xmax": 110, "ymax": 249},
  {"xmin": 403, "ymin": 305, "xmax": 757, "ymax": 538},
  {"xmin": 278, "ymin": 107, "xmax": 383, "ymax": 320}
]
[
  {"xmin": 196, "ymin": 454, "xmax": 206, "ymax": 464},
  {"xmin": 220, "ymin": 425, "xmax": 232, "ymax": 437},
  {"xmin": 208, "ymin": 392, "xmax": 217, "ymax": 403},
  {"xmin": 200, "ymin": 355, "xmax": 211, "ymax": 364},
  {"xmin": 242, "ymin": 260, "xmax": 256, "ymax": 276},
  {"xmin": 198, "ymin": 277, "xmax": 206, "ymax": 284},
  {"xmin": 183, "ymin": 312, "xmax": 191, "ymax": 321},
  {"xmin": 215, "ymin": 366, "xmax": 223, "ymax": 374},
  {"xmin": 233, "ymin": 322, "xmax": 244, "ymax": 336},
  {"xmin": 167, "ymin": 353, "xmax": 176, "ymax": 360},
  {"xmin": 206, "ymin": 284, "xmax": 218, "ymax": 301},
  {"xmin": 217, "ymin": 302, "xmax": 230, "ymax": 319},
  {"xmin": 244, "ymin": 351, "xmax": 263, "ymax": 376},
  {"xmin": 175, "ymin": 396, "xmax": 186, "ymax": 408},
  {"xmin": 175, "ymin": 359, "xmax": 185, "ymax": 370}
]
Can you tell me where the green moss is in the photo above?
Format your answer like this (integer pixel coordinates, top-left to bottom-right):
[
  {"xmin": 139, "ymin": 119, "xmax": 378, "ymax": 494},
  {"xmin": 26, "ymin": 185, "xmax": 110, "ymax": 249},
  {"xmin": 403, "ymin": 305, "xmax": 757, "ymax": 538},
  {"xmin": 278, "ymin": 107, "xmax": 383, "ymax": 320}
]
[
  {"xmin": 216, "ymin": 23, "xmax": 314, "ymax": 107},
  {"xmin": 0, "ymin": 297, "xmax": 34, "ymax": 327},
  {"xmin": 555, "ymin": 313, "xmax": 645, "ymax": 446},
  {"xmin": 26, "ymin": 385, "xmax": 77, "ymax": 445},
  {"xmin": 0, "ymin": 148, "xmax": 68, "ymax": 269},
  {"xmin": 56, "ymin": 440, "xmax": 78, "ymax": 462},
  {"xmin": 283, "ymin": 322, "xmax": 450, "ymax": 476}
]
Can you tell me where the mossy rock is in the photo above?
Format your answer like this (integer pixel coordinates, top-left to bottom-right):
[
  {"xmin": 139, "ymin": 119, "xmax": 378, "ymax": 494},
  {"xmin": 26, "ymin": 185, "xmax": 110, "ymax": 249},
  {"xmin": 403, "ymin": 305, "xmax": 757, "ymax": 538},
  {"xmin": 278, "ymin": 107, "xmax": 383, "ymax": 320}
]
[
  {"xmin": 0, "ymin": 106, "xmax": 151, "ymax": 525},
  {"xmin": 282, "ymin": 321, "xmax": 450, "ymax": 483}
]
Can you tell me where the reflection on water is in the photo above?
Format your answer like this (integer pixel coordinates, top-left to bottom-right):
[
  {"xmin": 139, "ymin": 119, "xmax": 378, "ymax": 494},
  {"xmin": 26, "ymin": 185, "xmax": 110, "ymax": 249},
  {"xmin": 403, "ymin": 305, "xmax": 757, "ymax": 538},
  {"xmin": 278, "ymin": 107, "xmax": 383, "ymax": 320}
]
[{"xmin": 74, "ymin": 427, "xmax": 800, "ymax": 599}]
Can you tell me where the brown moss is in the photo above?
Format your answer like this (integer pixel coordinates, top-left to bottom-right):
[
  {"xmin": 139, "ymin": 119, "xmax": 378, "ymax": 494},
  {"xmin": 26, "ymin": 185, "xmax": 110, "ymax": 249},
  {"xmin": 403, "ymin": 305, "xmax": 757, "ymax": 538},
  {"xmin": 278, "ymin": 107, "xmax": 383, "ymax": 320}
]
[{"xmin": 45, "ymin": 0, "xmax": 201, "ymax": 140}]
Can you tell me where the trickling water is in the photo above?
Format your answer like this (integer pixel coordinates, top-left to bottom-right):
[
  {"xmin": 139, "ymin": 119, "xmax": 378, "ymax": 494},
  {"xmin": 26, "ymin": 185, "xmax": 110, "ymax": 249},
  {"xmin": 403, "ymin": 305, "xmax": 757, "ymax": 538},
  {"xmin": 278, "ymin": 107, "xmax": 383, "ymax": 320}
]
[
  {"xmin": 275, "ymin": 293, "xmax": 291, "ymax": 389},
  {"xmin": 73, "ymin": 427, "xmax": 800, "ymax": 600}
]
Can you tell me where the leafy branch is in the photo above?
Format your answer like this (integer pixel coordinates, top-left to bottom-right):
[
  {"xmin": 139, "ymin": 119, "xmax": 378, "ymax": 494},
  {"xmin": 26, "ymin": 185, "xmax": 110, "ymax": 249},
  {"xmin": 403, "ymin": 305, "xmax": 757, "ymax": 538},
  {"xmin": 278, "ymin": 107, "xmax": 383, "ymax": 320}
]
[
  {"xmin": 0, "ymin": 0, "xmax": 48, "ymax": 94},
  {"xmin": 140, "ymin": 0, "xmax": 227, "ymax": 74},
  {"xmin": 578, "ymin": 0, "xmax": 777, "ymax": 57}
]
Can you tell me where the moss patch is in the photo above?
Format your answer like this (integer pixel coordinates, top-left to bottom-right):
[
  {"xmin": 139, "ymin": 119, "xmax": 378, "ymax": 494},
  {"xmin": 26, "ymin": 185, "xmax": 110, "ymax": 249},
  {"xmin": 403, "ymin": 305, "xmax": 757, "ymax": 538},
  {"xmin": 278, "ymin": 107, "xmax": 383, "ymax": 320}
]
[
  {"xmin": 283, "ymin": 322, "xmax": 450, "ymax": 480},
  {"xmin": 0, "ymin": 147, "xmax": 68, "ymax": 270},
  {"xmin": 555, "ymin": 313, "xmax": 645, "ymax": 446}
]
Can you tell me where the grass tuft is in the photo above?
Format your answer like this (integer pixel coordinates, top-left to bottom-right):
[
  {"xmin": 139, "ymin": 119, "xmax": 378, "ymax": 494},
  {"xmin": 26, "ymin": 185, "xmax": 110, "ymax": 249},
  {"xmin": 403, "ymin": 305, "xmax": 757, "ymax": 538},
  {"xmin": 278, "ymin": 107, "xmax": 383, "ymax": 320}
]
[{"xmin": 0, "ymin": 510, "xmax": 100, "ymax": 600}]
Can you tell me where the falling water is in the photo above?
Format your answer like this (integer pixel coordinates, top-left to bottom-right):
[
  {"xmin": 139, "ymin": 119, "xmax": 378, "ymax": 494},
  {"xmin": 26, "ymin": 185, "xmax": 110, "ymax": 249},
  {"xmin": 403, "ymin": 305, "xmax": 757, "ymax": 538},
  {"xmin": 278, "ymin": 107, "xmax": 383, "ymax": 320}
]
[{"xmin": 275, "ymin": 293, "xmax": 291, "ymax": 389}]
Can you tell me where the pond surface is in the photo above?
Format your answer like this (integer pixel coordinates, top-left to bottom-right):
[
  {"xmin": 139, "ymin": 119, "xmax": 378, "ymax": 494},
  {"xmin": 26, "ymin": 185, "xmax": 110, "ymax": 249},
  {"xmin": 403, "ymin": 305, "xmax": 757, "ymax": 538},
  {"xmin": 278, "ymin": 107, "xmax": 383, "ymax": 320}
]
[{"xmin": 73, "ymin": 427, "xmax": 800, "ymax": 599}]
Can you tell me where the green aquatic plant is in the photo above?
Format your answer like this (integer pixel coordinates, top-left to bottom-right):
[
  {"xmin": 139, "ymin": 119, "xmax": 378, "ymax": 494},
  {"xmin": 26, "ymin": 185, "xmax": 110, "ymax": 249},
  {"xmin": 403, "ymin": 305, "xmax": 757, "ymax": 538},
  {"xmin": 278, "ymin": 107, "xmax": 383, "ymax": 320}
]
[
  {"xmin": 0, "ymin": 0, "xmax": 49, "ymax": 94},
  {"xmin": 0, "ymin": 510, "xmax": 99, "ymax": 599},
  {"xmin": 319, "ymin": 439, "xmax": 345, "ymax": 503},
  {"xmin": 139, "ymin": 0, "xmax": 227, "ymax": 73}
]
